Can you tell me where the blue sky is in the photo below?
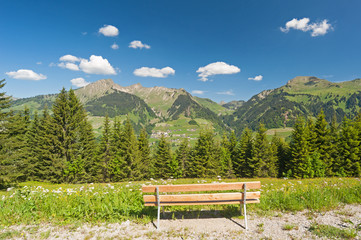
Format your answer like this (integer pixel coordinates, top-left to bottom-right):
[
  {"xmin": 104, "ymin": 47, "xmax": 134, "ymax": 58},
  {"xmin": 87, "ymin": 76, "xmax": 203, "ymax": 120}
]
[{"xmin": 1, "ymin": 0, "xmax": 361, "ymax": 102}]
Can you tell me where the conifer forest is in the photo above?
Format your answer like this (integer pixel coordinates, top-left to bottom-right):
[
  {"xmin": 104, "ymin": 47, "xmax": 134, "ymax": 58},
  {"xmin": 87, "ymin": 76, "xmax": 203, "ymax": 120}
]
[{"xmin": 1, "ymin": 79, "xmax": 361, "ymax": 188}]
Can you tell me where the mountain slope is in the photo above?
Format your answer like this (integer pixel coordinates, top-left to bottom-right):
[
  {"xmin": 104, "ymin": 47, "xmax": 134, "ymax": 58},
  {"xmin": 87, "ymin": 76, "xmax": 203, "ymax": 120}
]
[{"xmin": 225, "ymin": 76, "xmax": 361, "ymax": 133}]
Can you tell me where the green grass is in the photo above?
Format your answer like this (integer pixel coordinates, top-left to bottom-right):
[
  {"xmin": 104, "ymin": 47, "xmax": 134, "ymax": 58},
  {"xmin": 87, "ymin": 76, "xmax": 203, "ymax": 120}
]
[
  {"xmin": 0, "ymin": 178, "xmax": 360, "ymax": 226},
  {"xmin": 309, "ymin": 223, "xmax": 357, "ymax": 239}
]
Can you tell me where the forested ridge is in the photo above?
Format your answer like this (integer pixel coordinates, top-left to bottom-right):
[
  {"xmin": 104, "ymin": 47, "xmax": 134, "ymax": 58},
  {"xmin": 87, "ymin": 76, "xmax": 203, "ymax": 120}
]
[{"xmin": 1, "ymin": 79, "xmax": 361, "ymax": 188}]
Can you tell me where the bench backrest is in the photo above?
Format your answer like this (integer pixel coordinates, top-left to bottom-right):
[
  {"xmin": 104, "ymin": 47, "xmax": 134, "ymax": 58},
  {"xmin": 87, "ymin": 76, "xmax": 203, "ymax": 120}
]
[{"xmin": 142, "ymin": 181, "xmax": 261, "ymax": 206}]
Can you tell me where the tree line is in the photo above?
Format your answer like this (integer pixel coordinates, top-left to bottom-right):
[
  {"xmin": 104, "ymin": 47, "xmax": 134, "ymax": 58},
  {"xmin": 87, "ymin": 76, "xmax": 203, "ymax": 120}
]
[{"xmin": 1, "ymin": 80, "xmax": 360, "ymax": 187}]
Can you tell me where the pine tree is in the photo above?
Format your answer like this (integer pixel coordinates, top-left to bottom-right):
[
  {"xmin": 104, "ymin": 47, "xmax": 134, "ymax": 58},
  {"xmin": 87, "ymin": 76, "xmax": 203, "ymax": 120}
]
[
  {"xmin": 234, "ymin": 128, "xmax": 253, "ymax": 178},
  {"xmin": 175, "ymin": 138, "xmax": 191, "ymax": 178},
  {"xmin": 191, "ymin": 128, "xmax": 220, "ymax": 178},
  {"xmin": 335, "ymin": 117, "xmax": 360, "ymax": 176},
  {"xmin": 109, "ymin": 118, "xmax": 127, "ymax": 181},
  {"xmin": 51, "ymin": 88, "xmax": 95, "ymax": 183},
  {"xmin": 0, "ymin": 108, "xmax": 30, "ymax": 183},
  {"xmin": 272, "ymin": 135, "xmax": 290, "ymax": 177},
  {"xmin": 96, "ymin": 114, "xmax": 112, "ymax": 182},
  {"xmin": 289, "ymin": 117, "xmax": 312, "ymax": 178},
  {"xmin": 252, "ymin": 123, "xmax": 277, "ymax": 177},
  {"xmin": 37, "ymin": 106, "xmax": 57, "ymax": 182},
  {"xmin": 0, "ymin": 79, "xmax": 12, "ymax": 187},
  {"xmin": 219, "ymin": 134, "xmax": 235, "ymax": 178},
  {"xmin": 23, "ymin": 111, "xmax": 41, "ymax": 180},
  {"xmin": 154, "ymin": 134, "xmax": 174, "ymax": 178},
  {"xmin": 314, "ymin": 110, "xmax": 333, "ymax": 176},
  {"xmin": 138, "ymin": 128, "xmax": 152, "ymax": 179}
]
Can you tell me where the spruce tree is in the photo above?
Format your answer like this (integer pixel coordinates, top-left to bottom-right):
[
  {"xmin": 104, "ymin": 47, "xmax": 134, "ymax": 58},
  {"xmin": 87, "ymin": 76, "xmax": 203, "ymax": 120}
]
[
  {"xmin": 272, "ymin": 135, "xmax": 290, "ymax": 177},
  {"xmin": 191, "ymin": 128, "xmax": 220, "ymax": 178},
  {"xmin": 96, "ymin": 114, "xmax": 112, "ymax": 182},
  {"xmin": 0, "ymin": 79, "xmax": 12, "ymax": 187},
  {"xmin": 109, "ymin": 118, "xmax": 127, "ymax": 181},
  {"xmin": 175, "ymin": 138, "xmax": 191, "ymax": 178},
  {"xmin": 335, "ymin": 117, "xmax": 360, "ymax": 176},
  {"xmin": 220, "ymin": 134, "xmax": 235, "ymax": 178},
  {"xmin": 37, "ymin": 106, "xmax": 57, "ymax": 182},
  {"xmin": 154, "ymin": 134, "xmax": 174, "ymax": 178},
  {"xmin": 51, "ymin": 88, "xmax": 95, "ymax": 183},
  {"xmin": 252, "ymin": 123, "xmax": 277, "ymax": 177},
  {"xmin": 138, "ymin": 128, "xmax": 152, "ymax": 179},
  {"xmin": 289, "ymin": 117, "xmax": 312, "ymax": 178},
  {"xmin": 120, "ymin": 117, "xmax": 142, "ymax": 180},
  {"xmin": 314, "ymin": 110, "xmax": 333, "ymax": 176},
  {"xmin": 1, "ymin": 108, "xmax": 30, "ymax": 183},
  {"xmin": 234, "ymin": 128, "xmax": 253, "ymax": 178}
]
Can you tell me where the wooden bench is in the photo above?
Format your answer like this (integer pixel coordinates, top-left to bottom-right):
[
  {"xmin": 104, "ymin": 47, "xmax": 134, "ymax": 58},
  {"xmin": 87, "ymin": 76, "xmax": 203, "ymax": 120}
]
[{"xmin": 142, "ymin": 181, "xmax": 261, "ymax": 229}]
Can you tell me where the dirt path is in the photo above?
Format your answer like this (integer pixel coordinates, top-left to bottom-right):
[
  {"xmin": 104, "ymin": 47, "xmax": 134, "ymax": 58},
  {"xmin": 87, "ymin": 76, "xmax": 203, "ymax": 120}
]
[{"xmin": 1, "ymin": 204, "xmax": 360, "ymax": 239}]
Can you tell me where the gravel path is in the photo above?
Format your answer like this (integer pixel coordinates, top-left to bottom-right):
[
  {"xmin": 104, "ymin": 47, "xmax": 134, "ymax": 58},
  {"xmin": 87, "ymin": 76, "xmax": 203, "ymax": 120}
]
[{"xmin": 1, "ymin": 204, "xmax": 360, "ymax": 239}]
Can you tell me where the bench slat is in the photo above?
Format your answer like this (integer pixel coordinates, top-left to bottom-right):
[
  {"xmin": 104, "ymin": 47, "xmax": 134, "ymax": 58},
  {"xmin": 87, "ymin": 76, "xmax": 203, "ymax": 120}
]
[
  {"xmin": 142, "ymin": 181, "xmax": 261, "ymax": 193},
  {"xmin": 144, "ymin": 199, "xmax": 260, "ymax": 206},
  {"xmin": 143, "ymin": 192, "xmax": 260, "ymax": 206}
]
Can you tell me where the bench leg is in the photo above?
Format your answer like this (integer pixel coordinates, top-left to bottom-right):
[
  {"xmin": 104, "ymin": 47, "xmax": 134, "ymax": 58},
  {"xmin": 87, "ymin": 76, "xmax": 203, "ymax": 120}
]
[
  {"xmin": 157, "ymin": 204, "xmax": 160, "ymax": 229},
  {"xmin": 243, "ymin": 203, "xmax": 248, "ymax": 230},
  {"xmin": 156, "ymin": 187, "xmax": 160, "ymax": 230},
  {"xmin": 243, "ymin": 183, "xmax": 248, "ymax": 230}
]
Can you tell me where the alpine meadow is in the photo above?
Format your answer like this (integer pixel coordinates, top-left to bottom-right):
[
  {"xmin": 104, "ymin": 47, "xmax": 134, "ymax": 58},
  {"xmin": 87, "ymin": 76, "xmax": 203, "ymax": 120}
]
[{"xmin": 1, "ymin": 1, "xmax": 361, "ymax": 239}]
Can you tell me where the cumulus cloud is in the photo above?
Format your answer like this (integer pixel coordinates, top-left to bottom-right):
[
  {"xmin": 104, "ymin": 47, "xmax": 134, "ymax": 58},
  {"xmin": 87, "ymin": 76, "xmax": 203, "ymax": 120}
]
[
  {"xmin": 79, "ymin": 55, "xmax": 117, "ymax": 75},
  {"xmin": 217, "ymin": 90, "xmax": 235, "ymax": 96},
  {"xmin": 129, "ymin": 40, "xmax": 151, "ymax": 49},
  {"xmin": 6, "ymin": 69, "xmax": 47, "ymax": 81},
  {"xmin": 133, "ymin": 66, "xmax": 175, "ymax": 78},
  {"xmin": 196, "ymin": 62, "xmax": 240, "ymax": 82},
  {"xmin": 280, "ymin": 18, "xmax": 332, "ymax": 37},
  {"xmin": 99, "ymin": 25, "xmax": 119, "ymax": 37},
  {"xmin": 59, "ymin": 54, "xmax": 80, "ymax": 62},
  {"xmin": 111, "ymin": 43, "xmax": 119, "ymax": 50},
  {"xmin": 58, "ymin": 62, "xmax": 80, "ymax": 71},
  {"xmin": 71, "ymin": 77, "xmax": 90, "ymax": 88},
  {"xmin": 248, "ymin": 75, "xmax": 263, "ymax": 81},
  {"xmin": 57, "ymin": 55, "xmax": 117, "ymax": 75},
  {"xmin": 192, "ymin": 90, "xmax": 206, "ymax": 95}
]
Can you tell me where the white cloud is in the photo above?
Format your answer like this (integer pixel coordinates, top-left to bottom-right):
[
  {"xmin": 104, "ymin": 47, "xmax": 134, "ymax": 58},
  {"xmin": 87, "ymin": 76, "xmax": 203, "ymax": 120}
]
[
  {"xmin": 81, "ymin": 32, "xmax": 87, "ymax": 35},
  {"xmin": 310, "ymin": 20, "xmax": 332, "ymax": 37},
  {"xmin": 58, "ymin": 62, "xmax": 80, "ymax": 71},
  {"xmin": 99, "ymin": 25, "xmax": 119, "ymax": 37},
  {"xmin": 111, "ymin": 43, "xmax": 119, "ymax": 50},
  {"xmin": 280, "ymin": 18, "xmax": 332, "ymax": 37},
  {"xmin": 133, "ymin": 66, "xmax": 175, "ymax": 78},
  {"xmin": 196, "ymin": 62, "xmax": 240, "ymax": 82},
  {"xmin": 79, "ymin": 55, "xmax": 117, "ymax": 75},
  {"xmin": 129, "ymin": 40, "xmax": 151, "ymax": 49},
  {"xmin": 59, "ymin": 54, "xmax": 80, "ymax": 62},
  {"xmin": 36, "ymin": 62, "xmax": 42, "ymax": 65},
  {"xmin": 6, "ymin": 69, "xmax": 47, "ymax": 81},
  {"xmin": 248, "ymin": 75, "xmax": 263, "ymax": 81},
  {"xmin": 217, "ymin": 90, "xmax": 235, "ymax": 96},
  {"xmin": 71, "ymin": 77, "xmax": 89, "ymax": 88},
  {"xmin": 192, "ymin": 90, "xmax": 206, "ymax": 95}
]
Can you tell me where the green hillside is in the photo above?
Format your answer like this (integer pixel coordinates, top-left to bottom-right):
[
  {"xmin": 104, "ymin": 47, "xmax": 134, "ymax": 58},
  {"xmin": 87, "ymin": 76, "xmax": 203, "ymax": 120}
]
[
  {"xmin": 194, "ymin": 96, "xmax": 234, "ymax": 115},
  {"xmin": 226, "ymin": 76, "xmax": 361, "ymax": 134}
]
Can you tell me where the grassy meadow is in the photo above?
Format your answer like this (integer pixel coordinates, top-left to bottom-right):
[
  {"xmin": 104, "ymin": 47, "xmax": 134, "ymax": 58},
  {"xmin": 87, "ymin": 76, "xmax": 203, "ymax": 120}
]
[{"xmin": 0, "ymin": 178, "xmax": 360, "ymax": 226}]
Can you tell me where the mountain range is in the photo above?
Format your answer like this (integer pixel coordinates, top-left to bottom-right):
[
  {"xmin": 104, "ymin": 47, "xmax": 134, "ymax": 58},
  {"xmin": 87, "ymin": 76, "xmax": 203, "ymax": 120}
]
[{"xmin": 8, "ymin": 76, "xmax": 361, "ymax": 141}]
